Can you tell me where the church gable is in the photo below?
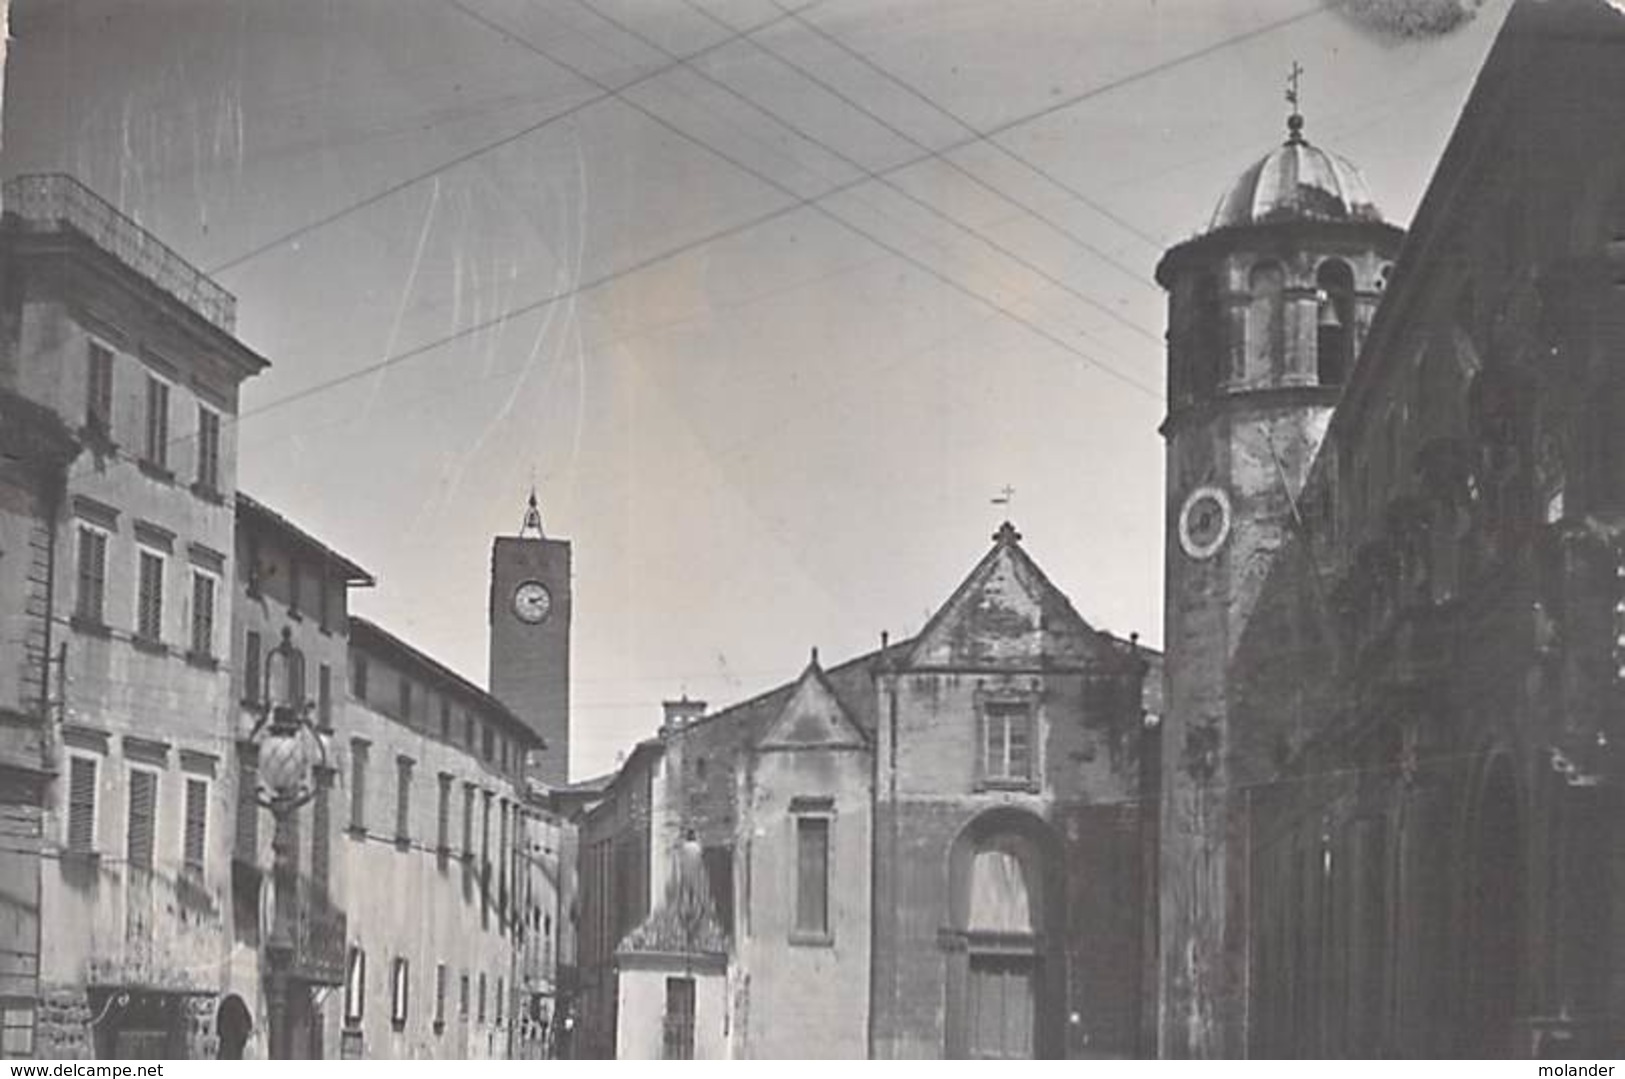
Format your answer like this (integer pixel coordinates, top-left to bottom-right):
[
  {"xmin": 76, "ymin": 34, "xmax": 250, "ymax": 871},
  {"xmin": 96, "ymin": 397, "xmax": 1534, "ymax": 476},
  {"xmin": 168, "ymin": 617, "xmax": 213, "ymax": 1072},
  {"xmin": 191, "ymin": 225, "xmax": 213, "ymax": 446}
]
[
  {"xmin": 906, "ymin": 522, "xmax": 1107, "ymax": 671},
  {"xmin": 758, "ymin": 659, "xmax": 868, "ymax": 751}
]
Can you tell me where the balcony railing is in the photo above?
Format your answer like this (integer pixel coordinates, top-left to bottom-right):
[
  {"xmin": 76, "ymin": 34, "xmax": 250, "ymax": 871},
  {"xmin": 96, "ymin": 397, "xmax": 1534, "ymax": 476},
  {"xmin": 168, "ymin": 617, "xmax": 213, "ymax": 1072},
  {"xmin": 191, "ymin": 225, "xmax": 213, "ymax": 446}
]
[
  {"xmin": 289, "ymin": 875, "xmax": 348, "ymax": 986},
  {"xmin": 2, "ymin": 174, "xmax": 236, "ymax": 333}
]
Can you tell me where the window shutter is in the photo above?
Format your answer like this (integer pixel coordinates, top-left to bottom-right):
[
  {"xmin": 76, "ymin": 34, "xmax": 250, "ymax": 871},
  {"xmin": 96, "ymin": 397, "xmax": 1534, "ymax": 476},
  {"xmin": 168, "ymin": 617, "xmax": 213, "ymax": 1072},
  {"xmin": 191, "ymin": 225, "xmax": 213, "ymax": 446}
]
[
  {"xmin": 796, "ymin": 816, "xmax": 830, "ymax": 936},
  {"xmin": 434, "ymin": 963, "xmax": 447, "ymax": 1026},
  {"xmin": 145, "ymin": 377, "xmax": 169, "ymax": 467},
  {"xmin": 76, "ymin": 528, "xmax": 106, "ymax": 624},
  {"xmin": 196, "ymin": 407, "xmax": 220, "ymax": 490},
  {"xmin": 127, "ymin": 769, "xmax": 157, "ymax": 869},
  {"xmin": 191, "ymin": 573, "xmax": 215, "ymax": 657},
  {"xmin": 67, "ymin": 757, "xmax": 97, "ymax": 851},
  {"xmin": 236, "ymin": 757, "xmax": 259, "ymax": 861},
  {"xmin": 183, "ymin": 777, "xmax": 207, "ymax": 872},
  {"xmin": 137, "ymin": 551, "xmax": 164, "ymax": 641},
  {"xmin": 350, "ymin": 743, "xmax": 369, "ymax": 831},
  {"xmin": 395, "ymin": 758, "xmax": 413, "ymax": 841},
  {"xmin": 437, "ymin": 775, "xmax": 451, "ymax": 853},
  {"xmin": 244, "ymin": 630, "xmax": 262, "ymax": 704}
]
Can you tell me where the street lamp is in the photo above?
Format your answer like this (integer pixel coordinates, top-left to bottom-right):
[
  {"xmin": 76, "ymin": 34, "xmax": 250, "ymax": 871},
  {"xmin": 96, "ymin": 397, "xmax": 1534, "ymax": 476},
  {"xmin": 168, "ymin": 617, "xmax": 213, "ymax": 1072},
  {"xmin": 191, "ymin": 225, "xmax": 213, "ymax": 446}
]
[{"xmin": 248, "ymin": 626, "xmax": 327, "ymax": 1060}]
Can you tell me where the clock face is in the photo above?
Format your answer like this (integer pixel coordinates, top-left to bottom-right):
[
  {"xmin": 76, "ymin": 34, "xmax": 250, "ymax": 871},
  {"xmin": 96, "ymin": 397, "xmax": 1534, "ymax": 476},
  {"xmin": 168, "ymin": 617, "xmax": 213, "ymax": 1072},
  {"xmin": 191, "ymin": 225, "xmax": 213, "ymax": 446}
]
[
  {"xmin": 1178, "ymin": 486, "xmax": 1233, "ymax": 560},
  {"xmin": 512, "ymin": 580, "xmax": 553, "ymax": 624}
]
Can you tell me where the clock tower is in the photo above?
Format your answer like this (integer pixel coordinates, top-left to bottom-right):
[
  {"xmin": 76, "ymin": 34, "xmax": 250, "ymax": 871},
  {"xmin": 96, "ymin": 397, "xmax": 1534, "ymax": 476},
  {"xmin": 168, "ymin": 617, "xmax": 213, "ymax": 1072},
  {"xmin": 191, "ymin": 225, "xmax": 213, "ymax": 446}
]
[
  {"xmin": 1155, "ymin": 95, "xmax": 1402, "ymax": 1056},
  {"xmin": 489, "ymin": 490, "xmax": 573, "ymax": 785}
]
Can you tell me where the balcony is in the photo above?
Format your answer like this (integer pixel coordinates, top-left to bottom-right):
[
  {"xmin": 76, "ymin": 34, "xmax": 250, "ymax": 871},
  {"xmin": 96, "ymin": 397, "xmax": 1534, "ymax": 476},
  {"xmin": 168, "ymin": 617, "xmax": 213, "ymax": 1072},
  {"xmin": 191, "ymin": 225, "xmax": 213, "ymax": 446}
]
[
  {"xmin": 288, "ymin": 875, "xmax": 348, "ymax": 986},
  {"xmin": 2, "ymin": 174, "xmax": 236, "ymax": 333}
]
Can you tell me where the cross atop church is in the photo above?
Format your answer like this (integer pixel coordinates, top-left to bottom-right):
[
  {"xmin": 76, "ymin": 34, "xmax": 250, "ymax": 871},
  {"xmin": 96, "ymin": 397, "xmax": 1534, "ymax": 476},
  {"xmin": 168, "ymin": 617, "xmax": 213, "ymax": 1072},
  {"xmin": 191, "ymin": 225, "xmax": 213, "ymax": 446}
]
[
  {"xmin": 991, "ymin": 484, "xmax": 1016, "ymax": 508},
  {"xmin": 519, "ymin": 488, "xmax": 546, "ymax": 538},
  {"xmin": 1285, "ymin": 61, "xmax": 1307, "ymax": 144}
]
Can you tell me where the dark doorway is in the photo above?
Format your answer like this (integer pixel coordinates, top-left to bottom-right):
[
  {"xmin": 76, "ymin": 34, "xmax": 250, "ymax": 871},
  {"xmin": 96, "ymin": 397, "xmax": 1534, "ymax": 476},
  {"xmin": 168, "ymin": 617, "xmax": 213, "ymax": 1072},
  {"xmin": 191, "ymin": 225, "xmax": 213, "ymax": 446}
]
[{"xmin": 216, "ymin": 995, "xmax": 252, "ymax": 1059}]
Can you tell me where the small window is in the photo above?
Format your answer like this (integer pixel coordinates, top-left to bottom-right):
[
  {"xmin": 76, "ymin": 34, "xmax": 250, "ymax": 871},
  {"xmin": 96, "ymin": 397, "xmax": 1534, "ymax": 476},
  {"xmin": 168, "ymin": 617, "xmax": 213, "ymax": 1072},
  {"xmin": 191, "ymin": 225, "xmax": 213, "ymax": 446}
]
[
  {"xmin": 352, "ymin": 654, "xmax": 369, "ymax": 700},
  {"xmin": 390, "ymin": 957, "xmax": 410, "ymax": 1029},
  {"xmin": 182, "ymin": 777, "xmax": 208, "ymax": 873},
  {"xmin": 1, "ymin": 997, "xmax": 36, "ymax": 1057},
  {"xmin": 794, "ymin": 815, "xmax": 831, "ymax": 941},
  {"xmin": 312, "ymin": 781, "xmax": 331, "ymax": 887},
  {"xmin": 75, "ymin": 527, "xmax": 108, "ymax": 626},
  {"xmin": 195, "ymin": 406, "xmax": 220, "ymax": 492},
  {"xmin": 440, "ymin": 699, "xmax": 452, "ymax": 742},
  {"xmin": 482, "ymin": 724, "xmax": 494, "ymax": 762},
  {"xmin": 495, "ymin": 976, "xmax": 505, "ymax": 1026},
  {"xmin": 434, "ymin": 963, "xmax": 447, "ymax": 1030},
  {"xmin": 244, "ymin": 630, "xmax": 262, "ymax": 704},
  {"xmin": 287, "ymin": 558, "xmax": 303, "ymax": 617},
  {"xmin": 86, "ymin": 342, "xmax": 114, "ymax": 436},
  {"xmin": 459, "ymin": 972, "xmax": 470, "ymax": 1020},
  {"xmin": 144, "ymin": 376, "xmax": 169, "ymax": 468},
  {"xmin": 477, "ymin": 973, "xmax": 487, "ymax": 1025},
  {"xmin": 399, "ymin": 679, "xmax": 413, "ymax": 724},
  {"xmin": 344, "ymin": 947, "xmax": 366, "ymax": 1023},
  {"xmin": 394, "ymin": 757, "xmax": 413, "ymax": 843},
  {"xmin": 464, "ymin": 712, "xmax": 475, "ymax": 749},
  {"xmin": 67, "ymin": 756, "xmax": 98, "ymax": 852},
  {"xmin": 127, "ymin": 768, "xmax": 158, "ymax": 870},
  {"xmin": 317, "ymin": 571, "xmax": 332, "ymax": 633},
  {"xmin": 350, "ymin": 741, "xmax": 369, "ymax": 832},
  {"xmin": 662, "ymin": 977, "xmax": 696, "ymax": 1060},
  {"xmin": 317, "ymin": 664, "xmax": 332, "ymax": 730},
  {"xmin": 436, "ymin": 774, "xmax": 452, "ymax": 854},
  {"xmin": 136, "ymin": 549, "xmax": 165, "ymax": 643},
  {"xmin": 981, "ymin": 701, "xmax": 1035, "ymax": 785},
  {"xmin": 190, "ymin": 571, "xmax": 216, "ymax": 659},
  {"xmin": 462, "ymin": 784, "xmax": 476, "ymax": 859}
]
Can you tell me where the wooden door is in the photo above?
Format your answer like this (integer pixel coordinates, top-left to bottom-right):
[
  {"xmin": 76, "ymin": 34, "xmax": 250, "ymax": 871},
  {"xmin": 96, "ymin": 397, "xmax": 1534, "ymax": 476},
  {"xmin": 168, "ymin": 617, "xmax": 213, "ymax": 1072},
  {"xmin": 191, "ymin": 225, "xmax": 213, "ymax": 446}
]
[{"xmin": 967, "ymin": 955, "xmax": 1035, "ymax": 1059}]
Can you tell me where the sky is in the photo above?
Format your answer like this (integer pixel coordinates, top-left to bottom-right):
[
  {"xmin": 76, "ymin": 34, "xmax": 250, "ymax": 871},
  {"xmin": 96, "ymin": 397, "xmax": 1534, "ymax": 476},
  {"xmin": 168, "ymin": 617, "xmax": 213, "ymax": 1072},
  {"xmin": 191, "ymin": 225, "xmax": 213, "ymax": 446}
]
[{"xmin": 1, "ymin": 0, "xmax": 1509, "ymax": 779}]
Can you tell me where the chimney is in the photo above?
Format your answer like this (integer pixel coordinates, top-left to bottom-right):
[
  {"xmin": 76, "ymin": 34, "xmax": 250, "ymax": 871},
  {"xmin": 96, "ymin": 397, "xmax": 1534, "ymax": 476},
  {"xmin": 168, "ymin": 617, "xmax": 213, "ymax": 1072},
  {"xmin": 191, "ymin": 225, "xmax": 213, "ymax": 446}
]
[{"xmin": 662, "ymin": 694, "xmax": 707, "ymax": 733}]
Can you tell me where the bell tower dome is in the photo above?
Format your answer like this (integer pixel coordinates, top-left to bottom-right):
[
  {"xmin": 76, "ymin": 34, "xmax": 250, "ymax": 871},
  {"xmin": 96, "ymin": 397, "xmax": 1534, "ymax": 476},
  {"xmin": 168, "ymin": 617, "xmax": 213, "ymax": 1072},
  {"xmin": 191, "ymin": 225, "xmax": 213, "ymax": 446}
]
[{"xmin": 1154, "ymin": 84, "xmax": 1405, "ymax": 1058}]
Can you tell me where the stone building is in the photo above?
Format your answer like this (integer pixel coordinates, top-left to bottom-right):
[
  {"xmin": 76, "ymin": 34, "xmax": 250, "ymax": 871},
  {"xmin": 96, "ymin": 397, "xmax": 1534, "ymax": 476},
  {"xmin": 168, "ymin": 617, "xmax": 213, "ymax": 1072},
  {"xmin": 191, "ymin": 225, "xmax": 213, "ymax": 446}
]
[
  {"xmin": 575, "ymin": 522, "xmax": 1160, "ymax": 1058},
  {"xmin": 0, "ymin": 389, "xmax": 76, "ymax": 1058},
  {"xmin": 224, "ymin": 492, "xmax": 375, "ymax": 1058},
  {"xmin": 0, "ymin": 173, "xmax": 268, "ymax": 1058},
  {"xmin": 1155, "ymin": 0, "xmax": 1625, "ymax": 1058}
]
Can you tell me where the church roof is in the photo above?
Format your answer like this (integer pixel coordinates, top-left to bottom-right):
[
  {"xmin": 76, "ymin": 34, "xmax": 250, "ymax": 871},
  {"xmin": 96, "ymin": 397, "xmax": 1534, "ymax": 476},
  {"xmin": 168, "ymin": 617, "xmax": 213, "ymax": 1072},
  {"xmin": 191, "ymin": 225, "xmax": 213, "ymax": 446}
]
[{"xmin": 1209, "ymin": 114, "xmax": 1383, "ymax": 231}]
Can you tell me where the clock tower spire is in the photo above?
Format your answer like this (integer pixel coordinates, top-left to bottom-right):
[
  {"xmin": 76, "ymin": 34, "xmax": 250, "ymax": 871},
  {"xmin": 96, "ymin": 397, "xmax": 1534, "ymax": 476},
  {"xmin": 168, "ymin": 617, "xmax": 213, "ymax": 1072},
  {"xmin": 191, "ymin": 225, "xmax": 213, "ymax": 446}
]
[{"xmin": 489, "ymin": 488, "xmax": 573, "ymax": 785}]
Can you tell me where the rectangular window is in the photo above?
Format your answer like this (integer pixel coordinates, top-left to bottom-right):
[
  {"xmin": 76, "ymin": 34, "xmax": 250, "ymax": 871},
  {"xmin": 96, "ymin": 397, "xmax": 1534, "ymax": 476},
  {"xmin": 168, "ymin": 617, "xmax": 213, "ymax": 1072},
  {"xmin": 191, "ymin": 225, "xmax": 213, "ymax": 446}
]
[
  {"xmin": 1, "ymin": 998, "xmax": 36, "ymax": 1058},
  {"xmin": 235, "ymin": 756, "xmax": 258, "ymax": 862},
  {"xmin": 317, "ymin": 571, "xmax": 332, "ymax": 633},
  {"xmin": 477, "ymin": 973, "xmax": 487, "ymax": 1025},
  {"xmin": 352, "ymin": 654, "xmax": 369, "ymax": 701},
  {"xmin": 981, "ymin": 702, "xmax": 1034, "ymax": 784},
  {"xmin": 344, "ymin": 947, "xmax": 366, "ymax": 1023},
  {"xmin": 350, "ymin": 741, "xmax": 369, "ymax": 832},
  {"xmin": 434, "ymin": 963, "xmax": 447, "ymax": 1029},
  {"xmin": 127, "ymin": 768, "xmax": 158, "ymax": 870},
  {"xmin": 795, "ymin": 816, "xmax": 830, "ymax": 940},
  {"xmin": 395, "ymin": 757, "xmax": 413, "ymax": 842},
  {"xmin": 464, "ymin": 712, "xmax": 475, "ymax": 749},
  {"xmin": 390, "ymin": 957, "xmax": 409, "ymax": 1029},
  {"xmin": 459, "ymin": 973, "xmax": 470, "ymax": 1020},
  {"xmin": 318, "ymin": 664, "xmax": 332, "ymax": 730},
  {"xmin": 462, "ymin": 784, "xmax": 476, "ymax": 859},
  {"xmin": 436, "ymin": 774, "xmax": 452, "ymax": 855},
  {"xmin": 495, "ymin": 977, "xmax": 504, "ymax": 1026},
  {"xmin": 75, "ymin": 527, "xmax": 107, "ymax": 625},
  {"xmin": 498, "ymin": 801, "xmax": 510, "ymax": 913},
  {"xmin": 312, "ymin": 779, "xmax": 331, "ymax": 887},
  {"xmin": 136, "ymin": 549, "xmax": 165, "ymax": 642},
  {"xmin": 399, "ymin": 679, "xmax": 413, "ymax": 724},
  {"xmin": 67, "ymin": 756, "xmax": 97, "ymax": 852},
  {"xmin": 182, "ymin": 777, "xmax": 207, "ymax": 873},
  {"xmin": 287, "ymin": 558, "xmax": 302, "ymax": 617},
  {"xmin": 144, "ymin": 376, "xmax": 169, "ymax": 468},
  {"xmin": 482, "ymin": 724, "xmax": 494, "ymax": 762},
  {"xmin": 190, "ymin": 572, "xmax": 216, "ymax": 658},
  {"xmin": 195, "ymin": 406, "xmax": 220, "ymax": 492},
  {"xmin": 662, "ymin": 977, "xmax": 696, "ymax": 1060},
  {"xmin": 440, "ymin": 699, "xmax": 452, "ymax": 742},
  {"xmin": 244, "ymin": 630, "xmax": 262, "ymax": 704},
  {"xmin": 86, "ymin": 342, "xmax": 114, "ymax": 436}
]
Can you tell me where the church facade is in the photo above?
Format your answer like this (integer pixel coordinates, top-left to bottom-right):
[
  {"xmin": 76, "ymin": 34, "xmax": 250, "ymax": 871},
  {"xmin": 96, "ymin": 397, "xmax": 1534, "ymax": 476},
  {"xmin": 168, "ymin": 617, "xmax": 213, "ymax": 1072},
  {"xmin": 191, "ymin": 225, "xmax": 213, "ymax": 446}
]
[
  {"xmin": 574, "ymin": 522, "xmax": 1161, "ymax": 1059},
  {"xmin": 1155, "ymin": 0, "xmax": 1625, "ymax": 1059}
]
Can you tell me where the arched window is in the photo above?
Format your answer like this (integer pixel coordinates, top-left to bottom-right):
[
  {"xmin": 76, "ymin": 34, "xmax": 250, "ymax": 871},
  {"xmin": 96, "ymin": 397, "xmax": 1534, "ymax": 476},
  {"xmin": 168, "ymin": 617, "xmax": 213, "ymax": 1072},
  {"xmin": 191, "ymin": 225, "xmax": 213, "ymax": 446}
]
[
  {"xmin": 1246, "ymin": 261, "xmax": 1285, "ymax": 382},
  {"xmin": 1188, "ymin": 272, "xmax": 1222, "ymax": 400},
  {"xmin": 1316, "ymin": 260, "xmax": 1356, "ymax": 386}
]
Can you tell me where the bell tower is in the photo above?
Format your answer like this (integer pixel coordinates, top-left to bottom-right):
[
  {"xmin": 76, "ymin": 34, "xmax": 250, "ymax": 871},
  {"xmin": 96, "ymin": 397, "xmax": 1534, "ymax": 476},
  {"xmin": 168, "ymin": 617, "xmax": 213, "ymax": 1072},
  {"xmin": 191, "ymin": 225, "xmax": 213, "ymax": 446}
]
[
  {"xmin": 489, "ymin": 491, "xmax": 573, "ymax": 785},
  {"xmin": 1155, "ymin": 82, "xmax": 1404, "ymax": 1057}
]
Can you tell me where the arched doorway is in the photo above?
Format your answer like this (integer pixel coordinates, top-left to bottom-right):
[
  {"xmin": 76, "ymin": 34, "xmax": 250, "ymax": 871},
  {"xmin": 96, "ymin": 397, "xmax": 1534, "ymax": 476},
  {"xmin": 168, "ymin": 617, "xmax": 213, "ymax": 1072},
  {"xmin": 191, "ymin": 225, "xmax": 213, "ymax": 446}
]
[
  {"xmin": 216, "ymin": 995, "xmax": 252, "ymax": 1060},
  {"xmin": 944, "ymin": 809, "xmax": 1064, "ymax": 1059},
  {"xmin": 1461, "ymin": 758, "xmax": 1523, "ymax": 1056}
]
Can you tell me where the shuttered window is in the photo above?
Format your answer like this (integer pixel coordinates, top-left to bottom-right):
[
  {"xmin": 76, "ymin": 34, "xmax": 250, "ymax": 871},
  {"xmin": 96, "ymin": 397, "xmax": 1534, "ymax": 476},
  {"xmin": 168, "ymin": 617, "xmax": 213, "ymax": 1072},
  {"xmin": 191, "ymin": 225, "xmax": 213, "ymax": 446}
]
[
  {"xmin": 190, "ymin": 572, "xmax": 216, "ymax": 658},
  {"xmin": 662, "ymin": 977, "xmax": 696, "ymax": 1060},
  {"xmin": 183, "ymin": 777, "xmax": 207, "ymax": 872},
  {"xmin": 434, "ymin": 964, "xmax": 447, "ymax": 1029},
  {"xmin": 127, "ymin": 769, "xmax": 158, "ymax": 870},
  {"xmin": 436, "ymin": 775, "xmax": 451, "ymax": 854},
  {"xmin": 235, "ymin": 757, "xmax": 259, "ymax": 861},
  {"xmin": 795, "ymin": 816, "xmax": 831, "ymax": 939},
  {"xmin": 75, "ymin": 527, "xmax": 107, "ymax": 625},
  {"xmin": 477, "ymin": 973, "xmax": 486, "ymax": 1024},
  {"xmin": 395, "ymin": 757, "xmax": 413, "ymax": 842},
  {"xmin": 195, "ymin": 406, "xmax": 220, "ymax": 491},
  {"xmin": 67, "ymin": 757, "xmax": 97, "ymax": 852},
  {"xmin": 136, "ymin": 550, "xmax": 164, "ymax": 642},
  {"xmin": 459, "ymin": 973, "xmax": 469, "ymax": 1020},
  {"xmin": 244, "ymin": 630, "xmax": 262, "ymax": 704},
  {"xmin": 462, "ymin": 784, "xmax": 475, "ymax": 859},
  {"xmin": 86, "ymin": 342, "xmax": 114, "ymax": 434},
  {"xmin": 144, "ymin": 376, "xmax": 169, "ymax": 468},
  {"xmin": 390, "ymin": 957, "xmax": 410, "ymax": 1028},
  {"xmin": 351, "ymin": 654, "xmax": 368, "ymax": 700},
  {"xmin": 350, "ymin": 742, "xmax": 369, "ymax": 831}
]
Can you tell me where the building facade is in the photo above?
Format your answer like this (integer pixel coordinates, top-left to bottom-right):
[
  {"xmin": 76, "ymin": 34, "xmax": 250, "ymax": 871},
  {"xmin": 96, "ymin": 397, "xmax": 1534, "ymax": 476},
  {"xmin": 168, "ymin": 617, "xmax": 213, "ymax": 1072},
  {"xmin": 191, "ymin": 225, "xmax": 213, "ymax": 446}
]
[
  {"xmin": 0, "ymin": 173, "xmax": 268, "ymax": 1059},
  {"xmin": 574, "ymin": 523, "xmax": 1160, "ymax": 1059},
  {"xmin": 1155, "ymin": 0, "xmax": 1625, "ymax": 1058}
]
